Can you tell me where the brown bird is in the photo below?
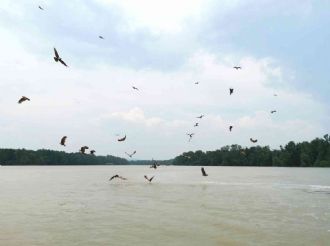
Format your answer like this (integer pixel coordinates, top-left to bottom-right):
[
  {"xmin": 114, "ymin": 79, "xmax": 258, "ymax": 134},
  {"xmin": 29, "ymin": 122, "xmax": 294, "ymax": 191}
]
[
  {"xmin": 250, "ymin": 138, "xmax": 258, "ymax": 143},
  {"xmin": 125, "ymin": 151, "xmax": 136, "ymax": 158},
  {"xmin": 229, "ymin": 88, "xmax": 234, "ymax": 95},
  {"xmin": 109, "ymin": 174, "xmax": 127, "ymax": 181},
  {"xmin": 60, "ymin": 136, "xmax": 67, "ymax": 146},
  {"xmin": 196, "ymin": 115, "xmax": 204, "ymax": 119},
  {"xmin": 99, "ymin": 36, "xmax": 104, "ymax": 39},
  {"xmin": 38, "ymin": 6, "xmax": 44, "ymax": 10},
  {"xmin": 271, "ymin": 110, "xmax": 277, "ymax": 114},
  {"xmin": 80, "ymin": 146, "xmax": 89, "ymax": 154},
  {"xmin": 144, "ymin": 175, "xmax": 155, "ymax": 183},
  {"xmin": 229, "ymin": 126, "xmax": 233, "ymax": 132},
  {"xmin": 233, "ymin": 66, "xmax": 241, "ymax": 70},
  {"xmin": 53, "ymin": 48, "xmax": 68, "ymax": 67},
  {"xmin": 201, "ymin": 167, "xmax": 208, "ymax": 176},
  {"xmin": 118, "ymin": 135, "xmax": 126, "ymax": 142},
  {"xmin": 18, "ymin": 96, "xmax": 30, "ymax": 104},
  {"xmin": 90, "ymin": 150, "xmax": 96, "ymax": 155}
]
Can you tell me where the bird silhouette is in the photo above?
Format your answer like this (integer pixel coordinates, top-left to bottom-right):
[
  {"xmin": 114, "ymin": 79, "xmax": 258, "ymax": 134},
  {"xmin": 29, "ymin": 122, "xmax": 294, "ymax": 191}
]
[
  {"xmin": 125, "ymin": 151, "xmax": 136, "ymax": 158},
  {"xmin": 195, "ymin": 82, "xmax": 199, "ymax": 85},
  {"xmin": 250, "ymin": 138, "xmax": 258, "ymax": 143},
  {"xmin": 80, "ymin": 146, "xmax": 89, "ymax": 154},
  {"xmin": 271, "ymin": 110, "xmax": 277, "ymax": 114},
  {"xmin": 18, "ymin": 96, "xmax": 30, "ymax": 104},
  {"xmin": 274, "ymin": 94, "xmax": 278, "ymax": 97},
  {"xmin": 201, "ymin": 167, "xmax": 208, "ymax": 176},
  {"xmin": 109, "ymin": 175, "xmax": 127, "ymax": 181},
  {"xmin": 233, "ymin": 66, "xmax": 241, "ymax": 70},
  {"xmin": 60, "ymin": 136, "xmax": 67, "ymax": 146},
  {"xmin": 187, "ymin": 133, "xmax": 194, "ymax": 142},
  {"xmin": 53, "ymin": 48, "xmax": 68, "ymax": 67},
  {"xmin": 90, "ymin": 150, "xmax": 96, "ymax": 155},
  {"xmin": 144, "ymin": 175, "xmax": 155, "ymax": 183},
  {"xmin": 150, "ymin": 163, "xmax": 157, "ymax": 169},
  {"xmin": 132, "ymin": 86, "xmax": 139, "ymax": 91},
  {"xmin": 194, "ymin": 123, "xmax": 199, "ymax": 127},
  {"xmin": 196, "ymin": 115, "xmax": 204, "ymax": 119},
  {"xmin": 229, "ymin": 88, "xmax": 234, "ymax": 95},
  {"xmin": 118, "ymin": 135, "xmax": 126, "ymax": 142},
  {"xmin": 229, "ymin": 126, "xmax": 233, "ymax": 132},
  {"xmin": 99, "ymin": 36, "xmax": 104, "ymax": 39},
  {"xmin": 38, "ymin": 6, "xmax": 44, "ymax": 10}
]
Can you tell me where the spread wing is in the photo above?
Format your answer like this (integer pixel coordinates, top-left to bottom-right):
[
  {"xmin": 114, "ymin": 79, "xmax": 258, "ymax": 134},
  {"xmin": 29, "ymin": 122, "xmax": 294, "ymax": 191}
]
[
  {"xmin": 59, "ymin": 59, "xmax": 68, "ymax": 67},
  {"xmin": 60, "ymin": 136, "xmax": 67, "ymax": 145},
  {"xmin": 54, "ymin": 48, "xmax": 59, "ymax": 59},
  {"xmin": 149, "ymin": 176, "xmax": 155, "ymax": 182}
]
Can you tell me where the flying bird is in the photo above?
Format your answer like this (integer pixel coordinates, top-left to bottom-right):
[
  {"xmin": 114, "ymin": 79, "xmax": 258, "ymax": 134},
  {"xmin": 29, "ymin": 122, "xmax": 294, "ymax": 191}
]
[
  {"xmin": 18, "ymin": 96, "xmax": 30, "ymax": 104},
  {"xmin": 60, "ymin": 136, "xmax": 67, "ymax": 146},
  {"xmin": 150, "ymin": 163, "xmax": 157, "ymax": 169},
  {"xmin": 196, "ymin": 115, "xmax": 204, "ymax": 119},
  {"xmin": 118, "ymin": 135, "xmax": 126, "ymax": 142},
  {"xmin": 229, "ymin": 88, "xmax": 234, "ymax": 95},
  {"xmin": 271, "ymin": 110, "xmax": 277, "ymax": 114},
  {"xmin": 99, "ymin": 36, "xmax": 104, "ymax": 39},
  {"xmin": 144, "ymin": 175, "xmax": 155, "ymax": 183},
  {"xmin": 90, "ymin": 150, "xmax": 96, "ymax": 155},
  {"xmin": 229, "ymin": 126, "xmax": 233, "ymax": 132},
  {"xmin": 109, "ymin": 175, "xmax": 127, "ymax": 181},
  {"xmin": 201, "ymin": 167, "xmax": 208, "ymax": 176},
  {"xmin": 233, "ymin": 66, "xmax": 241, "ymax": 70},
  {"xmin": 125, "ymin": 151, "xmax": 136, "ymax": 158},
  {"xmin": 274, "ymin": 94, "xmax": 278, "ymax": 97},
  {"xmin": 194, "ymin": 123, "xmax": 199, "ymax": 127},
  {"xmin": 195, "ymin": 82, "xmax": 199, "ymax": 85},
  {"xmin": 53, "ymin": 48, "xmax": 68, "ymax": 67},
  {"xmin": 250, "ymin": 138, "xmax": 258, "ymax": 143},
  {"xmin": 132, "ymin": 86, "xmax": 139, "ymax": 91},
  {"xmin": 187, "ymin": 133, "xmax": 194, "ymax": 142},
  {"xmin": 38, "ymin": 6, "xmax": 44, "ymax": 10},
  {"xmin": 80, "ymin": 146, "xmax": 89, "ymax": 154}
]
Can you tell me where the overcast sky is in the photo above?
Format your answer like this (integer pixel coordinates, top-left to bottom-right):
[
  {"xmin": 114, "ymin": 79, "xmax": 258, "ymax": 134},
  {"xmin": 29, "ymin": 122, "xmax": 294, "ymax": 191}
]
[{"xmin": 0, "ymin": 0, "xmax": 329, "ymax": 159}]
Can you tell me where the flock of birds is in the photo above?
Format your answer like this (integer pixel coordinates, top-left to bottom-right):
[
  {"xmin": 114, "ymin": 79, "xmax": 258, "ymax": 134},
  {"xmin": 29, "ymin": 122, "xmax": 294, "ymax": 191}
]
[{"xmin": 16, "ymin": 5, "xmax": 279, "ymax": 183}]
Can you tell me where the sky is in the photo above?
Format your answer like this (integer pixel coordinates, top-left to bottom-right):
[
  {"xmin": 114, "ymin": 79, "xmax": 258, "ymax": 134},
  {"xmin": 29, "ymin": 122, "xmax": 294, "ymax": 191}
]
[{"xmin": 0, "ymin": 0, "xmax": 329, "ymax": 160}]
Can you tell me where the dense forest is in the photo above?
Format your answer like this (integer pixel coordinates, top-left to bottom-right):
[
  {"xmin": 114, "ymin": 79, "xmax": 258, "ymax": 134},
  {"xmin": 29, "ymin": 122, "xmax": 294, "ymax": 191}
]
[
  {"xmin": 173, "ymin": 135, "xmax": 330, "ymax": 167},
  {"xmin": 0, "ymin": 149, "xmax": 128, "ymax": 165}
]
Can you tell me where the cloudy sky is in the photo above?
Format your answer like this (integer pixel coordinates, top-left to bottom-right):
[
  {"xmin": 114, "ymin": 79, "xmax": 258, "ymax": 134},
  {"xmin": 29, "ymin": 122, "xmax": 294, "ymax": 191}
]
[{"xmin": 0, "ymin": 0, "xmax": 329, "ymax": 159}]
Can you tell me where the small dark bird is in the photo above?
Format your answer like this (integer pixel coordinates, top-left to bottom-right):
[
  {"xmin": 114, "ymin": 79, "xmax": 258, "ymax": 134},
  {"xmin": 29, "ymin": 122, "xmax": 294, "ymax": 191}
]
[
  {"xmin": 125, "ymin": 151, "xmax": 136, "ymax": 158},
  {"xmin": 99, "ymin": 36, "xmax": 104, "ymax": 39},
  {"xmin": 194, "ymin": 123, "xmax": 199, "ymax": 127},
  {"xmin": 271, "ymin": 110, "xmax": 277, "ymax": 114},
  {"xmin": 18, "ymin": 96, "xmax": 30, "ymax": 104},
  {"xmin": 229, "ymin": 88, "xmax": 234, "ymax": 95},
  {"xmin": 60, "ymin": 136, "xmax": 67, "ymax": 146},
  {"xmin": 150, "ymin": 163, "xmax": 157, "ymax": 169},
  {"xmin": 80, "ymin": 146, "xmax": 89, "ymax": 154},
  {"xmin": 187, "ymin": 133, "xmax": 194, "ymax": 142},
  {"xmin": 90, "ymin": 150, "xmax": 96, "ymax": 155},
  {"xmin": 274, "ymin": 94, "xmax": 278, "ymax": 97},
  {"xmin": 250, "ymin": 138, "xmax": 258, "ymax": 143},
  {"xmin": 201, "ymin": 167, "xmax": 208, "ymax": 176},
  {"xmin": 196, "ymin": 115, "xmax": 204, "ymax": 119},
  {"xmin": 144, "ymin": 175, "xmax": 155, "ymax": 183},
  {"xmin": 118, "ymin": 135, "xmax": 126, "ymax": 142},
  {"xmin": 233, "ymin": 66, "xmax": 241, "ymax": 70},
  {"xmin": 38, "ymin": 6, "xmax": 44, "ymax": 10},
  {"xmin": 109, "ymin": 175, "xmax": 127, "ymax": 181},
  {"xmin": 195, "ymin": 82, "xmax": 199, "ymax": 85},
  {"xmin": 132, "ymin": 86, "xmax": 139, "ymax": 91},
  {"xmin": 53, "ymin": 48, "xmax": 68, "ymax": 67},
  {"xmin": 229, "ymin": 126, "xmax": 233, "ymax": 132}
]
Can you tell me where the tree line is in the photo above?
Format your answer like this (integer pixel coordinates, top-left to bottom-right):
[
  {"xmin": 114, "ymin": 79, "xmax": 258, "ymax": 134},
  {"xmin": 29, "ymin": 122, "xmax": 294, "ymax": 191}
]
[
  {"xmin": 0, "ymin": 149, "xmax": 128, "ymax": 165},
  {"xmin": 173, "ymin": 135, "xmax": 330, "ymax": 167}
]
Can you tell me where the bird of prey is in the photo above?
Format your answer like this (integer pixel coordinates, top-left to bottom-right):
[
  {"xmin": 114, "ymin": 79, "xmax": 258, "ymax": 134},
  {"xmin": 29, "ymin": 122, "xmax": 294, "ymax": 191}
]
[
  {"xmin": 118, "ymin": 135, "xmax": 126, "ymax": 142},
  {"xmin": 18, "ymin": 96, "xmax": 30, "ymax": 104},
  {"xmin": 125, "ymin": 151, "xmax": 136, "ymax": 158},
  {"xmin": 80, "ymin": 146, "xmax": 89, "ymax": 154},
  {"xmin": 233, "ymin": 66, "xmax": 242, "ymax": 70},
  {"xmin": 109, "ymin": 175, "xmax": 127, "ymax": 181},
  {"xmin": 38, "ymin": 6, "xmax": 44, "ymax": 10},
  {"xmin": 53, "ymin": 48, "xmax": 68, "ymax": 67},
  {"xmin": 250, "ymin": 138, "xmax": 258, "ymax": 143},
  {"xmin": 229, "ymin": 126, "xmax": 233, "ymax": 132},
  {"xmin": 271, "ymin": 110, "xmax": 277, "ymax": 114},
  {"xmin": 132, "ymin": 86, "xmax": 139, "ymax": 91},
  {"xmin": 229, "ymin": 88, "xmax": 234, "ymax": 95},
  {"xmin": 144, "ymin": 175, "xmax": 155, "ymax": 183},
  {"xmin": 194, "ymin": 123, "xmax": 199, "ymax": 127},
  {"xmin": 201, "ymin": 167, "xmax": 208, "ymax": 176},
  {"xmin": 60, "ymin": 136, "xmax": 67, "ymax": 146},
  {"xmin": 99, "ymin": 36, "xmax": 104, "ymax": 39},
  {"xmin": 187, "ymin": 133, "xmax": 194, "ymax": 142},
  {"xmin": 90, "ymin": 150, "xmax": 96, "ymax": 155},
  {"xmin": 196, "ymin": 115, "xmax": 204, "ymax": 119},
  {"xmin": 195, "ymin": 82, "xmax": 199, "ymax": 85}
]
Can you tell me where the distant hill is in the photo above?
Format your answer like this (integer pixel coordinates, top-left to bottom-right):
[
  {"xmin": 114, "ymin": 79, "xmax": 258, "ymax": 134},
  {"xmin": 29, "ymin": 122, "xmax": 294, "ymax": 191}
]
[{"xmin": 0, "ymin": 148, "xmax": 128, "ymax": 165}]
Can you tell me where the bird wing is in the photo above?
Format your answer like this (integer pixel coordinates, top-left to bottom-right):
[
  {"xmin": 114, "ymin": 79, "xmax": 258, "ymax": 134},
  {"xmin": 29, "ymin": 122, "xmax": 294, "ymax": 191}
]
[
  {"xmin": 149, "ymin": 176, "xmax": 155, "ymax": 182},
  {"xmin": 59, "ymin": 59, "xmax": 68, "ymax": 67},
  {"xmin": 54, "ymin": 48, "xmax": 59, "ymax": 58},
  {"xmin": 60, "ymin": 136, "xmax": 66, "ymax": 145},
  {"xmin": 109, "ymin": 175, "xmax": 117, "ymax": 181}
]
